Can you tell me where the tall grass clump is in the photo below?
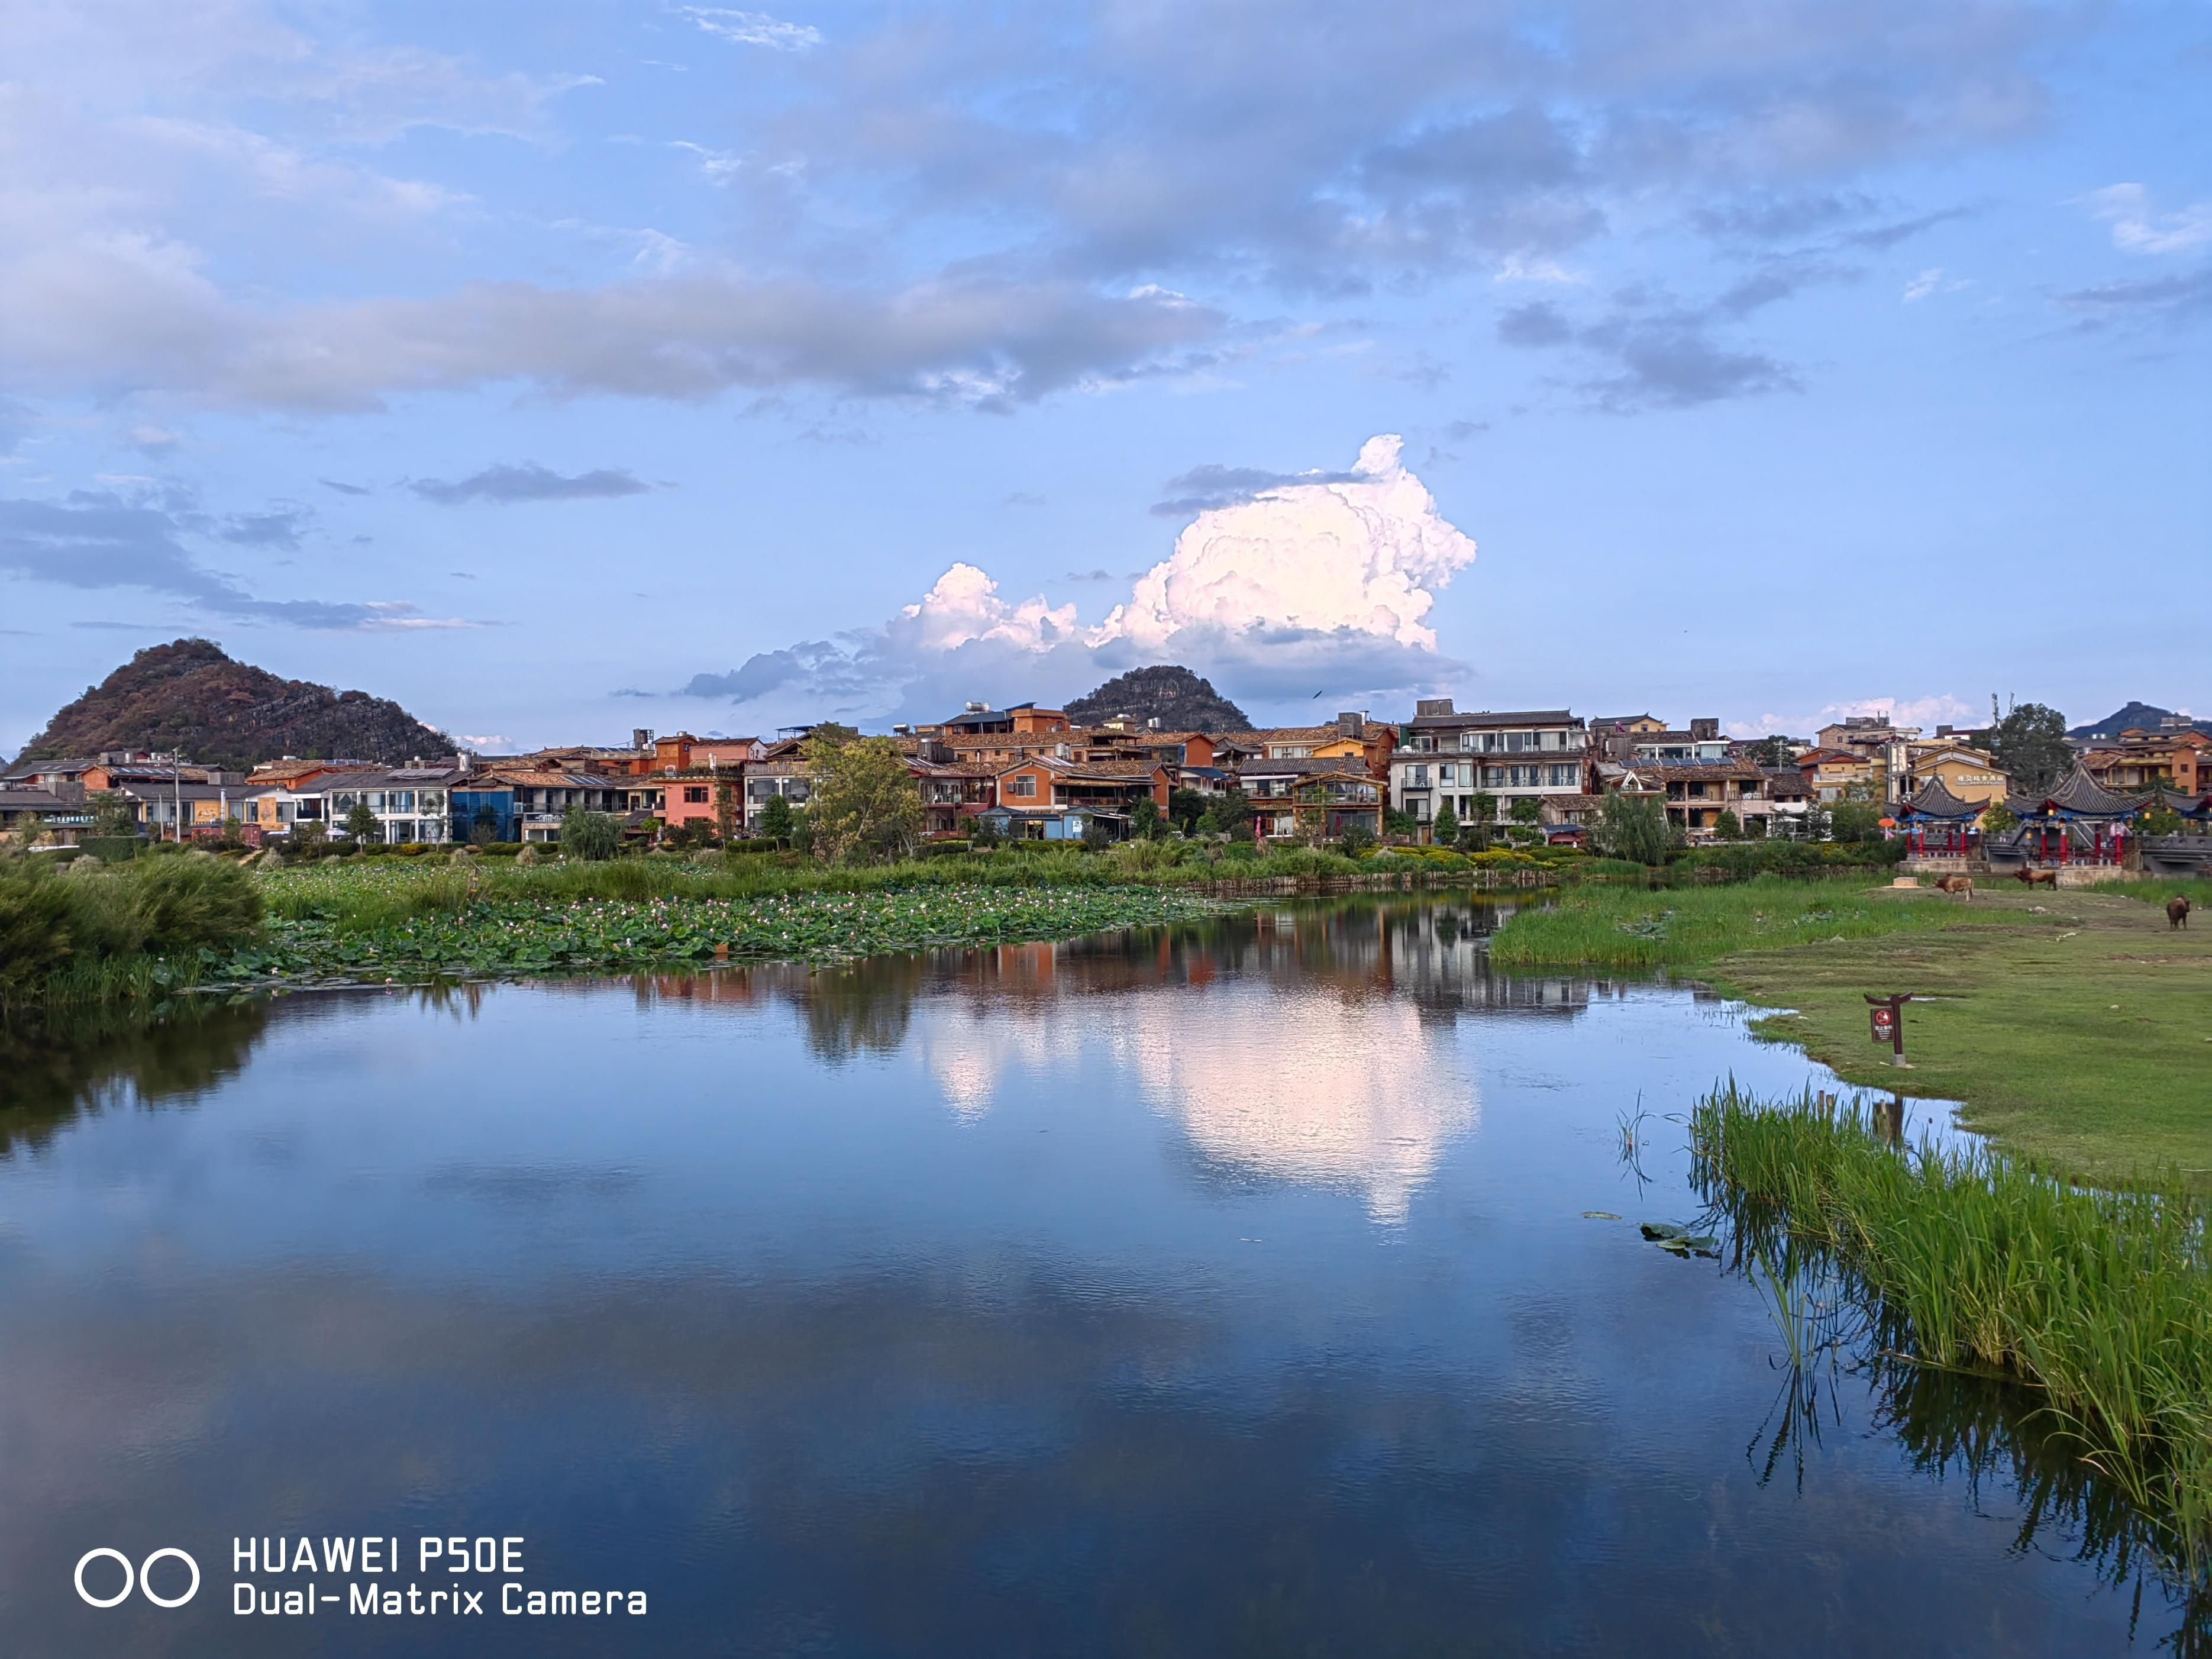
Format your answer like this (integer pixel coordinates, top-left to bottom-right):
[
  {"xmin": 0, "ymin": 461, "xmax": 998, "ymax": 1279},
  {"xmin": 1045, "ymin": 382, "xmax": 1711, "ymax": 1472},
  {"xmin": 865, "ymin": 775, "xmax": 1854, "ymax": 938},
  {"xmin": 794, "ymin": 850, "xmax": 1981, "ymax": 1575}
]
[
  {"xmin": 1692, "ymin": 1083, "xmax": 2212, "ymax": 1587},
  {"xmin": 1488, "ymin": 875, "xmax": 1952, "ymax": 971},
  {"xmin": 0, "ymin": 852, "xmax": 263, "ymax": 1008}
]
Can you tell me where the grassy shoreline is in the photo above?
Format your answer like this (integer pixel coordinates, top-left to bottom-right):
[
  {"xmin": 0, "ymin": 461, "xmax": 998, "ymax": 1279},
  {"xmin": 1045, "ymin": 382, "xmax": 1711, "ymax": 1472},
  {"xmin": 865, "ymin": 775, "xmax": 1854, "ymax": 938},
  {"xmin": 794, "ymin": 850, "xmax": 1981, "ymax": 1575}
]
[
  {"xmin": 1692, "ymin": 1085, "xmax": 2211, "ymax": 1600},
  {"xmin": 1491, "ymin": 875, "xmax": 2212, "ymax": 1182}
]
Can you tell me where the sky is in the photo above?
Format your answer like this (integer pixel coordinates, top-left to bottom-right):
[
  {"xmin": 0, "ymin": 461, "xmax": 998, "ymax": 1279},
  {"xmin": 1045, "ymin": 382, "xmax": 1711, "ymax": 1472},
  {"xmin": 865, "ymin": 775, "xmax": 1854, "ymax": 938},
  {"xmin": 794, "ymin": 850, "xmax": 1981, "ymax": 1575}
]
[{"xmin": 1, "ymin": 0, "xmax": 2206, "ymax": 756}]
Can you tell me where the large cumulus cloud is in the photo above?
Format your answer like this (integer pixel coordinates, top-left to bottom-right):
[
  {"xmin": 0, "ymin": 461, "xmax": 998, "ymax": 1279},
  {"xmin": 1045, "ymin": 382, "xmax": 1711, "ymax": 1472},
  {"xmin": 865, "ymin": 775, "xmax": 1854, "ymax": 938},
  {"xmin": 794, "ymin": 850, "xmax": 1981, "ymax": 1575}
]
[{"xmin": 675, "ymin": 434, "xmax": 1475, "ymax": 724}]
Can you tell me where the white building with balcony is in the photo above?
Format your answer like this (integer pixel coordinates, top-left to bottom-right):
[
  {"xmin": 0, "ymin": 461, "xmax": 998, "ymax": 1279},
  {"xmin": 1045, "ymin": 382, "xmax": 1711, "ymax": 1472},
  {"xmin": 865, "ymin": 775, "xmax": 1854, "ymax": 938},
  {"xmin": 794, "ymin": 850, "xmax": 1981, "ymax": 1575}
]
[{"xmin": 1388, "ymin": 702, "xmax": 1588, "ymax": 832}]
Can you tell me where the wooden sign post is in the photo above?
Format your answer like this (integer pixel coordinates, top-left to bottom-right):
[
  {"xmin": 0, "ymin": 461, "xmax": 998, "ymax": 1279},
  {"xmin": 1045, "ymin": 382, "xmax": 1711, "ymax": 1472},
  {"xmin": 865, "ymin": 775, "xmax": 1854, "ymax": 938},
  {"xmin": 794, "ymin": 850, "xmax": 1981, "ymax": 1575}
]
[{"xmin": 1865, "ymin": 992, "xmax": 1913, "ymax": 1066}]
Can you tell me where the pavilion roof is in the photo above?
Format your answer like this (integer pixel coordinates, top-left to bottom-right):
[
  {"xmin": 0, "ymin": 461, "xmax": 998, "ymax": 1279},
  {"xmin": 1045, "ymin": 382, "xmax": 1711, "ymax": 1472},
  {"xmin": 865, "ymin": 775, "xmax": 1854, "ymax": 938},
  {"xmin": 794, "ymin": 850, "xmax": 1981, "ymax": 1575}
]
[
  {"xmin": 2155, "ymin": 787, "xmax": 2212, "ymax": 818},
  {"xmin": 1898, "ymin": 777, "xmax": 1982, "ymax": 819},
  {"xmin": 2013, "ymin": 763, "xmax": 2144, "ymax": 819}
]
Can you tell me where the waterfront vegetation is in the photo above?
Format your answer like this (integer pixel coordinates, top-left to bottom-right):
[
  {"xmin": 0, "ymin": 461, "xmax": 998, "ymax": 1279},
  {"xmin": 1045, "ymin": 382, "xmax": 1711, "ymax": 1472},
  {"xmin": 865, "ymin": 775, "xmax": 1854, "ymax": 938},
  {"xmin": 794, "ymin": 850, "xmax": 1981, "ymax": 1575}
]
[
  {"xmin": 0, "ymin": 834, "xmax": 1559, "ymax": 1007},
  {"xmin": 1487, "ymin": 874, "xmax": 1968, "ymax": 971},
  {"xmin": 1493, "ymin": 876, "xmax": 2212, "ymax": 1182},
  {"xmin": 1691, "ymin": 1085, "xmax": 2212, "ymax": 1603}
]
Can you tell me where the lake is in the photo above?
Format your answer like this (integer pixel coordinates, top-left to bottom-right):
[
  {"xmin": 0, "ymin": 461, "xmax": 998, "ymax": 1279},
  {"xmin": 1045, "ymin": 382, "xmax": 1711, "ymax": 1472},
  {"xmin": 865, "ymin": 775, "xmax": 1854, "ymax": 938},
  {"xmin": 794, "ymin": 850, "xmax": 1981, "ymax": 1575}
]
[{"xmin": 0, "ymin": 898, "xmax": 2172, "ymax": 1654}]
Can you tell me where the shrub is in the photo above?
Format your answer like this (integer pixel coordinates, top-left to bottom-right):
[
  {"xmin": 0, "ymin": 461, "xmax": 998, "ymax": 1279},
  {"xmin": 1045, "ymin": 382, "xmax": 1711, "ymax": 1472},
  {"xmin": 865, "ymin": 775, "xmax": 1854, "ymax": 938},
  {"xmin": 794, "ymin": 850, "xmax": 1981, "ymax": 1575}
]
[{"xmin": 78, "ymin": 836, "xmax": 144, "ymax": 864}]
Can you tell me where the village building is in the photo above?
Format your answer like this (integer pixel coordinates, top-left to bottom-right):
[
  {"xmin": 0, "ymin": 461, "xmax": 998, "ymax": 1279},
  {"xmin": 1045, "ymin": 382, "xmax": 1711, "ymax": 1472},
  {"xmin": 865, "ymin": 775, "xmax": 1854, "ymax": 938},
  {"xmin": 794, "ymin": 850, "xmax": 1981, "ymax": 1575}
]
[
  {"xmin": 0, "ymin": 785, "xmax": 94, "ymax": 845},
  {"xmin": 1903, "ymin": 744, "xmax": 2008, "ymax": 808},
  {"xmin": 742, "ymin": 759, "xmax": 814, "ymax": 834},
  {"xmin": 983, "ymin": 754, "xmax": 1170, "ymax": 840},
  {"xmin": 1234, "ymin": 759, "xmax": 1384, "ymax": 842},
  {"xmin": 1797, "ymin": 747, "xmax": 1876, "ymax": 802},
  {"xmin": 2079, "ymin": 727, "xmax": 2207, "ymax": 796},
  {"xmin": 1388, "ymin": 702, "xmax": 1588, "ymax": 835},
  {"xmin": 1629, "ymin": 719, "xmax": 1730, "ymax": 764},
  {"xmin": 1603, "ymin": 761, "xmax": 1775, "ymax": 838}
]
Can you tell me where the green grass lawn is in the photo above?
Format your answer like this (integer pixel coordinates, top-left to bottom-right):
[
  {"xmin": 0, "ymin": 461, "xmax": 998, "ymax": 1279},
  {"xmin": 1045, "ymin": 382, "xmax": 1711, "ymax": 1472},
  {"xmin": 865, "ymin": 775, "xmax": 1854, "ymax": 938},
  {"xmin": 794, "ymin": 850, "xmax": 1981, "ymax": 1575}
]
[
  {"xmin": 1714, "ymin": 883, "xmax": 2212, "ymax": 1184},
  {"xmin": 1491, "ymin": 874, "xmax": 2212, "ymax": 1183}
]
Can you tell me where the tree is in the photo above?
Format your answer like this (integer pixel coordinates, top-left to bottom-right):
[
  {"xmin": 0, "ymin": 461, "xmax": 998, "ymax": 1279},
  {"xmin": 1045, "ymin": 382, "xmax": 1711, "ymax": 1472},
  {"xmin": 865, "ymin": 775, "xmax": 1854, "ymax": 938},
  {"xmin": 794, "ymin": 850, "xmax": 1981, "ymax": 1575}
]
[
  {"xmin": 1745, "ymin": 735, "xmax": 1795, "ymax": 768},
  {"xmin": 2140, "ymin": 805, "xmax": 2183, "ymax": 838},
  {"xmin": 1593, "ymin": 791, "xmax": 1668, "ymax": 864},
  {"xmin": 803, "ymin": 731, "xmax": 921, "ymax": 863},
  {"xmin": 1713, "ymin": 809, "xmax": 1743, "ymax": 840},
  {"xmin": 1168, "ymin": 787, "xmax": 1207, "ymax": 834},
  {"xmin": 1508, "ymin": 797, "xmax": 1541, "ymax": 826},
  {"xmin": 714, "ymin": 780, "xmax": 737, "ymax": 844},
  {"xmin": 86, "ymin": 790, "xmax": 141, "ymax": 838},
  {"xmin": 1828, "ymin": 796, "xmax": 1885, "ymax": 844},
  {"xmin": 292, "ymin": 819, "xmax": 329, "ymax": 856},
  {"xmin": 1338, "ymin": 821, "xmax": 1377, "ymax": 858},
  {"xmin": 1988, "ymin": 701, "xmax": 2071, "ymax": 794},
  {"xmin": 343, "ymin": 801, "xmax": 381, "ymax": 846},
  {"xmin": 1081, "ymin": 814, "xmax": 1113, "ymax": 851},
  {"xmin": 470, "ymin": 804, "xmax": 500, "ymax": 846},
  {"xmin": 1383, "ymin": 807, "xmax": 1418, "ymax": 841},
  {"xmin": 1198, "ymin": 788, "xmax": 1251, "ymax": 838},
  {"xmin": 758, "ymin": 793, "xmax": 795, "ymax": 847},
  {"xmin": 560, "ymin": 806, "xmax": 622, "ymax": 861},
  {"xmin": 1432, "ymin": 801, "xmax": 1458, "ymax": 847},
  {"xmin": 1130, "ymin": 793, "xmax": 1164, "ymax": 840}
]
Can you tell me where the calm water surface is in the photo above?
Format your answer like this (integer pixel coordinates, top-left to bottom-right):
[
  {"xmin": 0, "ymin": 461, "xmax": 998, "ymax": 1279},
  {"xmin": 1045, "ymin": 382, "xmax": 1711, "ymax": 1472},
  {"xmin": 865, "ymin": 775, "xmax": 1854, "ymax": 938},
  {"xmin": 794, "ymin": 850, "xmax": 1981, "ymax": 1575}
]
[{"xmin": 0, "ymin": 899, "xmax": 2169, "ymax": 1655}]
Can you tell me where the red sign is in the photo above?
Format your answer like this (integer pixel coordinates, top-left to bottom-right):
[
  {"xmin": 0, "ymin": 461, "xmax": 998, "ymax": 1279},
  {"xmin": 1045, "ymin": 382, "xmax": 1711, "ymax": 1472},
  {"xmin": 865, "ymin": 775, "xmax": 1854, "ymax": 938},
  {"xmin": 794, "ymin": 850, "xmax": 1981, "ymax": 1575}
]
[{"xmin": 1869, "ymin": 1006, "xmax": 1895, "ymax": 1043}]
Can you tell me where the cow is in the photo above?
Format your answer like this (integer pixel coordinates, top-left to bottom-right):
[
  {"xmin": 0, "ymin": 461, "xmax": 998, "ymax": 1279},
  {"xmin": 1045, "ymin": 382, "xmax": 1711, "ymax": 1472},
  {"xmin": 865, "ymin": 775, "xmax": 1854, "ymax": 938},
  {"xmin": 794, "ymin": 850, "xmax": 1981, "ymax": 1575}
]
[
  {"xmin": 2172, "ymin": 896, "xmax": 2192, "ymax": 930},
  {"xmin": 1935, "ymin": 874, "xmax": 1974, "ymax": 900},
  {"xmin": 2015, "ymin": 867, "xmax": 2059, "ymax": 889}
]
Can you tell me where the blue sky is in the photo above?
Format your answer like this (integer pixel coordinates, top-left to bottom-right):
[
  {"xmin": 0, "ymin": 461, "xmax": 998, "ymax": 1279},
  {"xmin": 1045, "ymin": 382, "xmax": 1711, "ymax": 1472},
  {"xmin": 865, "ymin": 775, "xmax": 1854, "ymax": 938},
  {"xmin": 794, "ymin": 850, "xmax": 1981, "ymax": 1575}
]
[{"xmin": 1, "ymin": 0, "xmax": 2205, "ymax": 754}]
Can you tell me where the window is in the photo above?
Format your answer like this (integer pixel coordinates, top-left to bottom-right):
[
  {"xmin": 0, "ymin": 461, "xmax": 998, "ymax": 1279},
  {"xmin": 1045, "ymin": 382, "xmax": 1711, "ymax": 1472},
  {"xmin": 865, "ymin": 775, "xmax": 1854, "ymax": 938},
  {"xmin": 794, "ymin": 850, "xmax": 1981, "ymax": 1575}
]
[
  {"xmin": 1009, "ymin": 774, "xmax": 1036, "ymax": 799},
  {"xmin": 1504, "ymin": 732, "xmax": 1532, "ymax": 752},
  {"xmin": 1409, "ymin": 765, "xmax": 1429, "ymax": 787},
  {"xmin": 1460, "ymin": 732, "xmax": 1480, "ymax": 751},
  {"xmin": 1546, "ymin": 764, "xmax": 1578, "ymax": 787},
  {"xmin": 1438, "ymin": 763, "xmax": 1456, "ymax": 785},
  {"xmin": 1482, "ymin": 766, "xmax": 1505, "ymax": 787},
  {"xmin": 684, "ymin": 786, "xmax": 709, "ymax": 804},
  {"xmin": 389, "ymin": 790, "xmax": 414, "ymax": 811},
  {"xmin": 420, "ymin": 792, "xmax": 443, "ymax": 813}
]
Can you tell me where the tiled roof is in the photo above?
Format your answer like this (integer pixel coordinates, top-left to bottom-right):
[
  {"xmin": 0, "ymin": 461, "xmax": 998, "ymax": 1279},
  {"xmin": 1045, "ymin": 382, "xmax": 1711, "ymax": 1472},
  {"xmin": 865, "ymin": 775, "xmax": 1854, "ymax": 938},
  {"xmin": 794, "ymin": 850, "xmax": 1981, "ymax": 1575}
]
[
  {"xmin": 2018, "ymin": 764, "xmax": 2144, "ymax": 818},
  {"xmin": 1899, "ymin": 777, "xmax": 1982, "ymax": 819}
]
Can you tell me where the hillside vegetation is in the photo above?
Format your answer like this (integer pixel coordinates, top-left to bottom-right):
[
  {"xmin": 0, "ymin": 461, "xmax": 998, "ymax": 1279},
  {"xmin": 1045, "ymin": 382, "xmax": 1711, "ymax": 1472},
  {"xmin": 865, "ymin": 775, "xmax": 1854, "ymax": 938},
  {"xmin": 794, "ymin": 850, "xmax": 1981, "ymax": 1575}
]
[
  {"xmin": 1064, "ymin": 664, "xmax": 1251, "ymax": 732},
  {"xmin": 17, "ymin": 638, "xmax": 453, "ymax": 770}
]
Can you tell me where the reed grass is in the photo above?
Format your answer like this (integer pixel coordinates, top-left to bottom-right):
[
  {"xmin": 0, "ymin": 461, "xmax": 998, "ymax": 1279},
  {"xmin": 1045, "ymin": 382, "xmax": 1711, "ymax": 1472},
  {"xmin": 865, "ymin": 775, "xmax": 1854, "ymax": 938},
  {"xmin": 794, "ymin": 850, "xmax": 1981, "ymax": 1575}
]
[{"xmin": 1691, "ymin": 1083, "xmax": 2212, "ymax": 1587}]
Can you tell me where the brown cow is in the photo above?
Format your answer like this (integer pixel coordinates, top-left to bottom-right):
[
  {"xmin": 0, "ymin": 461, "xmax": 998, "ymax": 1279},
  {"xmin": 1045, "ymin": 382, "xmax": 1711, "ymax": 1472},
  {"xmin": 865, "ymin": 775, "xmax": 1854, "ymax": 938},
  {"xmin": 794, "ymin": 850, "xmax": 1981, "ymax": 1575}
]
[
  {"xmin": 2172, "ymin": 896, "xmax": 2192, "ymax": 930},
  {"xmin": 2015, "ymin": 867, "xmax": 2059, "ymax": 888},
  {"xmin": 1935, "ymin": 874, "xmax": 1974, "ymax": 900}
]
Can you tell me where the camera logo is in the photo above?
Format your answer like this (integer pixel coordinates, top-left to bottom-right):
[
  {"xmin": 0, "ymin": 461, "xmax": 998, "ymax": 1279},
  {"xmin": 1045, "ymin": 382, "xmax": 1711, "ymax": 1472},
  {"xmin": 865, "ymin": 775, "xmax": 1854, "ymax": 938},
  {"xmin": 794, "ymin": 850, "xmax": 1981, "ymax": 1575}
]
[{"xmin": 75, "ymin": 1548, "xmax": 200, "ymax": 1609}]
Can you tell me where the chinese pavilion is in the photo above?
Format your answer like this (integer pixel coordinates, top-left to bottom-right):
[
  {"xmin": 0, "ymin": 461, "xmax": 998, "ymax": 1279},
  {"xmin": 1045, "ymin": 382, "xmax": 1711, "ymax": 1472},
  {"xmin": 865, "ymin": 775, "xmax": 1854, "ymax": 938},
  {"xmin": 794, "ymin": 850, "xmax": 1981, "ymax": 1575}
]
[
  {"xmin": 1895, "ymin": 776, "xmax": 1982, "ymax": 856},
  {"xmin": 2001, "ymin": 764, "xmax": 2143, "ymax": 867}
]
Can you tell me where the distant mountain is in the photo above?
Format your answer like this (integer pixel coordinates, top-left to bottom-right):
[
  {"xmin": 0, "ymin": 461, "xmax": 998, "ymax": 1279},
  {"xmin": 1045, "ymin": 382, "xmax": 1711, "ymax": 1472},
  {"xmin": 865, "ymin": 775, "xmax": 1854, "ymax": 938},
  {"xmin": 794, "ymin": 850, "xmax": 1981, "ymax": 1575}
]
[
  {"xmin": 1065, "ymin": 665, "xmax": 1251, "ymax": 732},
  {"xmin": 16, "ymin": 638, "xmax": 455, "ymax": 772},
  {"xmin": 2068, "ymin": 701, "xmax": 2181, "ymax": 740}
]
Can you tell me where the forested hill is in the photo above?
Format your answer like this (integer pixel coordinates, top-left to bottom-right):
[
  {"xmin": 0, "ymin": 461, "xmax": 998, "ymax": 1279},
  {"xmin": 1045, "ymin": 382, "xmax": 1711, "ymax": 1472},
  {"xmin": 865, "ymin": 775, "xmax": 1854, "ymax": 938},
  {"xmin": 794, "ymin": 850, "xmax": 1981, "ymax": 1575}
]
[
  {"xmin": 17, "ymin": 638, "xmax": 454, "ymax": 771},
  {"xmin": 1064, "ymin": 665, "xmax": 1250, "ymax": 732}
]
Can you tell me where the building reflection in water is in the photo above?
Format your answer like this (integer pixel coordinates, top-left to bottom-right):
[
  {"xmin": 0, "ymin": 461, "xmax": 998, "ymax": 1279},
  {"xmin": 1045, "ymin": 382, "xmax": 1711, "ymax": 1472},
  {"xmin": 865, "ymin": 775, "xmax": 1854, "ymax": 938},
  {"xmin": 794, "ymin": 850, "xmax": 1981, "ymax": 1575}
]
[{"xmin": 634, "ymin": 898, "xmax": 1607, "ymax": 1224}]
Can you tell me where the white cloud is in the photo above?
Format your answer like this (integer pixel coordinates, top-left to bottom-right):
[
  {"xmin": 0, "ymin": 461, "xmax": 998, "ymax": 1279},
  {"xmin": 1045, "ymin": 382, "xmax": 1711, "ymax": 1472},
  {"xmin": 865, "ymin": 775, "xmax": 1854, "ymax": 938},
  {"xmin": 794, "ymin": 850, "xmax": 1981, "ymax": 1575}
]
[
  {"xmin": 678, "ymin": 8, "xmax": 822, "ymax": 51},
  {"xmin": 1093, "ymin": 435, "xmax": 1475, "ymax": 654},
  {"xmin": 2082, "ymin": 184, "xmax": 2212, "ymax": 256},
  {"xmin": 1729, "ymin": 693, "xmax": 1981, "ymax": 738},
  {"xmin": 674, "ymin": 435, "xmax": 1476, "ymax": 723}
]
